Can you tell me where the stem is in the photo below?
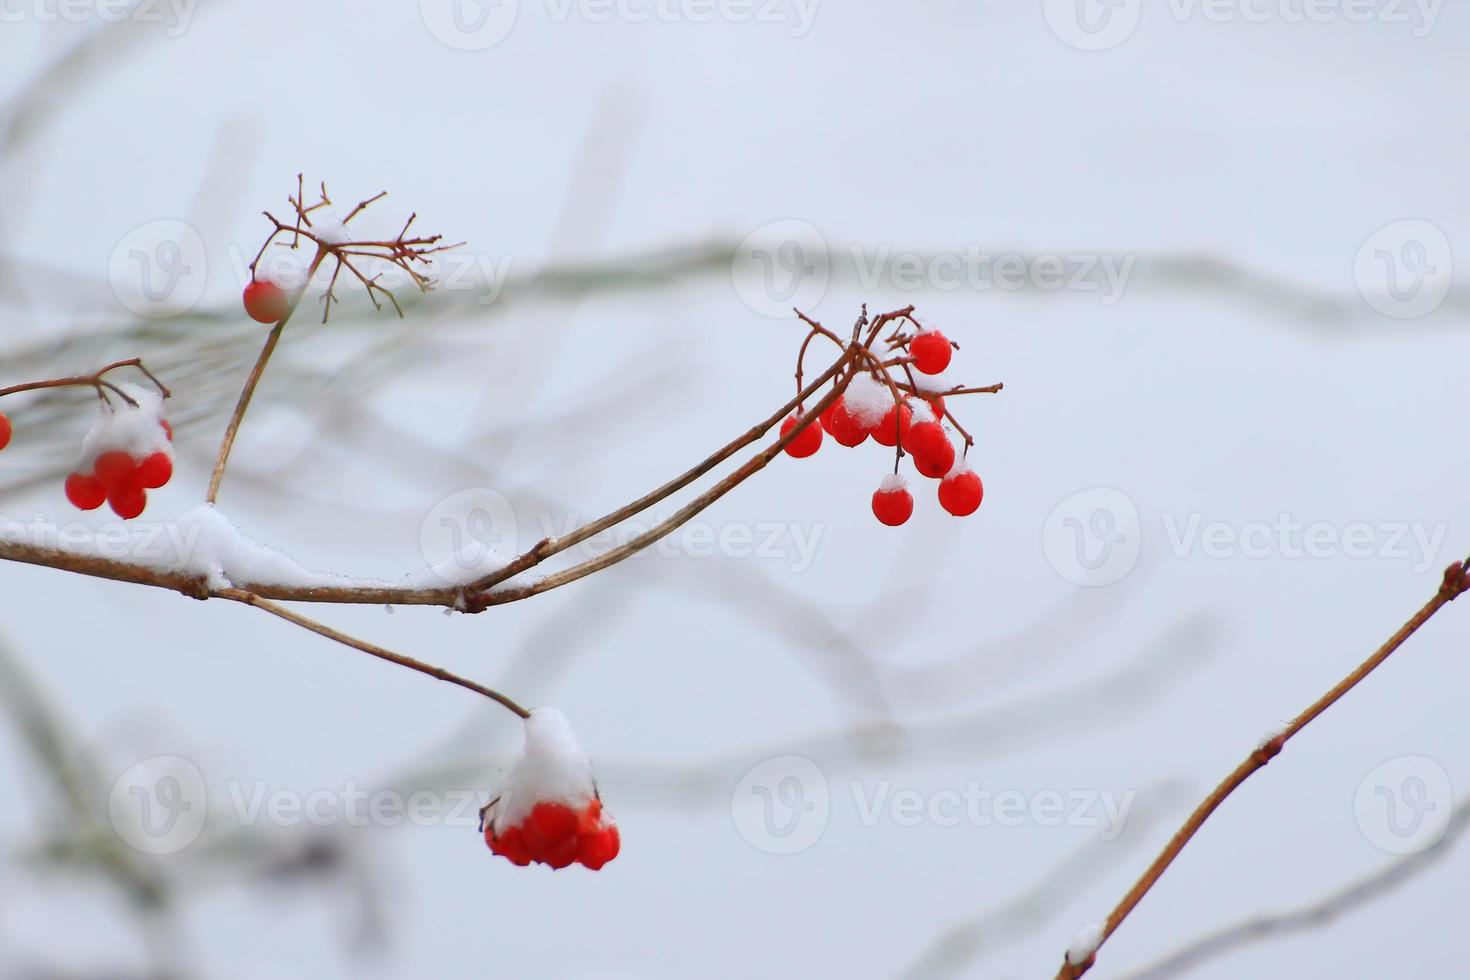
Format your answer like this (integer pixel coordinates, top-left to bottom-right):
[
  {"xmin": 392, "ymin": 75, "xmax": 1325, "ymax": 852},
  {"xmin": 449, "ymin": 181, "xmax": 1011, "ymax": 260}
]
[
  {"xmin": 206, "ymin": 248, "xmax": 327, "ymax": 504},
  {"xmin": 220, "ymin": 589, "xmax": 530, "ymax": 719},
  {"xmin": 1055, "ymin": 560, "xmax": 1470, "ymax": 979}
]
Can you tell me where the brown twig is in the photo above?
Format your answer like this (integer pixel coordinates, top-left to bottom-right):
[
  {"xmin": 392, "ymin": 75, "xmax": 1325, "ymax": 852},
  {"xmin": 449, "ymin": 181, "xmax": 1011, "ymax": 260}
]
[
  {"xmin": 1053, "ymin": 558, "xmax": 1470, "ymax": 979},
  {"xmin": 219, "ymin": 589, "xmax": 529, "ymax": 718},
  {"xmin": 0, "ymin": 358, "xmax": 170, "ymax": 409}
]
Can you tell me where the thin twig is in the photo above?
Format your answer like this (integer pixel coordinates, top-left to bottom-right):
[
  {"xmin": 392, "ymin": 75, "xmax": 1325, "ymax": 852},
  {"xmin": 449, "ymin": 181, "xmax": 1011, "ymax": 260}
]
[
  {"xmin": 1054, "ymin": 558, "xmax": 1470, "ymax": 979},
  {"xmin": 218, "ymin": 589, "xmax": 529, "ymax": 718},
  {"xmin": 206, "ymin": 247, "xmax": 327, "ymax": 504}
]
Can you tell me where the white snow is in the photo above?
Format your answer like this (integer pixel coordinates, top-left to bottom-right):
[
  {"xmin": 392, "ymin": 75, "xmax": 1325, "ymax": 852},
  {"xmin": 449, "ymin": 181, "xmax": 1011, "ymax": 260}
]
[
  {"xmin": 0, "ymin": 503, "xmax": 540, "ymax": 596},
  {"xmin": 309, "ymin": 207, "xmax": 351, "ymax": 245},
  {"xmin": 489, "ymin": 708, "xmax": 599, "ymax": 832},
  {"xmin": 907, "ymin": 396, "xmax": 936, "ymax": 424},
  {"xmin": 843, "ymin": 372, "xmax": 893, "ymax": 427},
  {"xmin": 909, "ymin": 371, "xmax": 954, "ymax": 395},
  {"xmin": 1257, "ymin": 720, "xmax": 1291, "ymax": 750},
  {"xmin": 76, "ymin": 385, "xmax": 171, "ymax": 470},
  {"xmin": 1067, "ymin": 922, "xmax": 1105, "ymax": 965},
  {"xmin": 878, "ymin": 472, "xmax": 909, "ymax": 493},
  {"xmin": 255, "ymin": 246, "xmax": 312, "ymax": 289}
]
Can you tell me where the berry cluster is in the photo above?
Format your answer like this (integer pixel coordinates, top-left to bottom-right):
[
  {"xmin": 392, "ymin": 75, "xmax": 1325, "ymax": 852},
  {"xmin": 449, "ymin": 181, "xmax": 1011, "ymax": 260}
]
[
  {"xmin": 782, "ymin": 317, "xmax": 993, "ymax": 527},
  {"xmin": 64, "ymin": 387, "xmax": 175, "ymax": 520},
  {"xmin": 482, "ymin": 708, "xmax": 620, "ymax": 872},
  {"xmin": 484, "ymin": 797, "xmax": 621, "ymax": 871}
]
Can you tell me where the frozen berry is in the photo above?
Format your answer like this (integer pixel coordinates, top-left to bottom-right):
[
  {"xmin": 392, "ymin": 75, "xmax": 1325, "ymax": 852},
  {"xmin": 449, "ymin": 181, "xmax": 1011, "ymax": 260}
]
[
  {"xmin": 108, "ymin": 484, "xmax": 147, "ymax": 520},
  {"xmin": 871, "ymin": 401, "xmax": 911, "ymax": 448},
  {"xmin": 525, "ymin": 802, "xmax": 581, "ymax": 870},
  {"xmin": 827, "ymin": 397, "xmax": 870, "ymax": 447},
  {"xmin": 872, "ymin": 476, "xmax": 914, "ymax": 527},
  {"xmin": 94, "ymin": 451, "xmax": 138, "ymax": 493},
  {"xmin": 135, "ymin": 452, "xmax": 173, "ymax": 489},
  {"xmin": 0, "ymin": 412, "xmax": 10, "ymax": 451},
  {"xmin": 487, "ymin": 825, "xmax": 532, "ymax": 867},
  {"xmin": 781, "ymin": 413, "xmax": 823, "ymax": 458},
  {"xmin": 913, "ymin": 436, "xmax": 956, "ymax": 479},
  {"xmin": 65, "ymin": 473, "xmax": 106, "ymax": 511},
  {"xmin": 910, "ymin": 331, "xmax": 953, "ymax": 374},
  {"xmin": 939, "ymin": 468, "xmax": 984, "ymax": 516},
  {"xmin": 926, "ymin": 395, "xmax": 946, "ymax": 421},
  {"xmin": 243, "ymin": 278, "xmax": 289, "ymax": 324}
]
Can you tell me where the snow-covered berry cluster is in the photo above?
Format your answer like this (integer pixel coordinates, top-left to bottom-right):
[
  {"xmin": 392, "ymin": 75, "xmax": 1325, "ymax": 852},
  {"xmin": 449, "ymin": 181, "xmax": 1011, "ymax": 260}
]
[
  {"xmin": 782, "ymin": 320, "xmax": 991, "ymax": 527},
  {"xmin": 64, "ymin": 386, "xmax": 174, "ymax": 519},
  {"xmin": 481, "ymin": 708, "xmax": 621, "ymax": 871}
]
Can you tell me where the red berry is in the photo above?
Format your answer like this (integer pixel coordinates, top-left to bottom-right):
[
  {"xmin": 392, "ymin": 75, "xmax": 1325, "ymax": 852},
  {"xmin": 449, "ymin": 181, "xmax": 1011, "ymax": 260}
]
[
  {"xmin": 910, "ymin": 331, "xmax": 953, "ymax": 374},
  {"xmin": 487, "ymin": 825, "xmax": 533, "ymax": 867},
  {"xmin": 903, "ymin": 420, "xmax": 947, "ymax": 459},
  {"xmin": 872, "ymin": 478, "xmax": 914, "ymax": 527},
  {"xmin": 243, "ymin": 278, "xmax": 289, "ymax": 324},
  {"xmin": 0, "ymin": 412, "xmax": 10, "ymax": 451},
  {"xmin": 135, "ymin": 452, "xmax": 173, "ymax": 489},
  {"xmin": 94, "ymin": 451, "xmax": 138, "ymax": 493},
  {"xmin": 781, "ymin": 413, "xmax": 823, "ymax": 459},
  {"xmin": 579, "ymin": 825, "xmax": 621, "ymax": 870},
  {"xmin": 525, "ymin": 802, "xmax": 581, "ymax": 869},
  {"xmin": 913, "ymin": 436, "xmax": 956, "ymax": 479},
  {"xmin": 939, "ymin": 469, "xmax": 984, "ymax": 516},
  {"xmin": 871, "ymin": 402, "xmax": 911, "ymax": 448},
  {"xmin": 108, "ymin": 484, "xmax": 147, "ymax": 520},
  {"xmin": 926, "ymin": 395, "xmax": 946, "ymax": 421},
  {"xmin": 827, "ymin": 397, "xmax": 870, "ymax": 447},
  {"xmin": 160, "ymin": 419, "xmax": 174, "ymax": 441},
  {"xmin": 65, "ymin": 473, "xmax": 107, "ymax": 511},
  {"xmin": 819, "ymin": 401, "xmax": 840, "ymax": 435}
]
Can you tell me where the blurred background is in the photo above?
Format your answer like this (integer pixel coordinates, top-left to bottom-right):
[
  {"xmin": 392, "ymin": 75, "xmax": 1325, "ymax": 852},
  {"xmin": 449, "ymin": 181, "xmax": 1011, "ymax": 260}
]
[{"xmin": 0, "ymin": 1, "xmax": 1467, "ymax": 977}]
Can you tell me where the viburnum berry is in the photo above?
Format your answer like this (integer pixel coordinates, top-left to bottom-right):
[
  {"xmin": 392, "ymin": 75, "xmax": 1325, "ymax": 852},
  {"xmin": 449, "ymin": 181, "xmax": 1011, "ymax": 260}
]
[
  {"xmin": 781, "ymin": 412, "xmax": 823, "ymax": 458},
  {"xmin": 826, "ymin": 396, "xmax": 871, "ymax": 447},
  {"xmin": 482, "ymin": 708, "xmax": 620, "ymax": 872},
  {"xmin": 64, "ymin": 473, "xmax": 106, "ymax": 511},
  {"xmin": 871, "ymin": 401, "xmax": 911, "ymax": 448},
  {"xmin": 910, "ymin": 330, "xmax": 953, "ymax": 375},
  {"xmin": 135, "ymin": 452, "xmax": 173, "ymax": 489},
  {"xmin": 0, "ymin": 411, "xmax": 10, "ymax": 451},
  {"xmin": 904, "ymin": 419, "xmax": 947, "ymax": 460},
  {"xmin": 939, "ymin": 467, "xmax": 984, "ymax": 517},
  {"xmin": 871, "ymin": 473, "xmax": 914, "ymax": 526},
  {"xmin": 926, "ymin": 395, "xmax": 946, "ymax": 421},
  {"xmin": 243, "ymin": 278, "xmax": 289, "ymax": 324},
  {"xmin": 68, "ymin": 385, "xmax": 174, "ymax": 518},
  {"xmin": 913, "ymin": 435, "xmax": 956, "ymax": 479},
  {"xmin": 94, "ymin": 451, "xmax": 137, "ymax": 492},
  {"xmin": 108, "ymin": 483, "xmax": 147, "ymax": 520}
]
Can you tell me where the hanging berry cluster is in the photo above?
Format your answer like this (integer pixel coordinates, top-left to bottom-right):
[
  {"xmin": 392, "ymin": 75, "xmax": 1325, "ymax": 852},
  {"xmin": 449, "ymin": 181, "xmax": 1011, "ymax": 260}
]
[
  {"xmin": 781, "ymin": 308, "xmax": 999, "ymax": 527},
  {"xmin": 0, "ymin": 360, "xmax": 174, "ymax": 521},
  {"xmin": 481, "ymin": 709, "xmax": 621, "ymax": 872}
]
